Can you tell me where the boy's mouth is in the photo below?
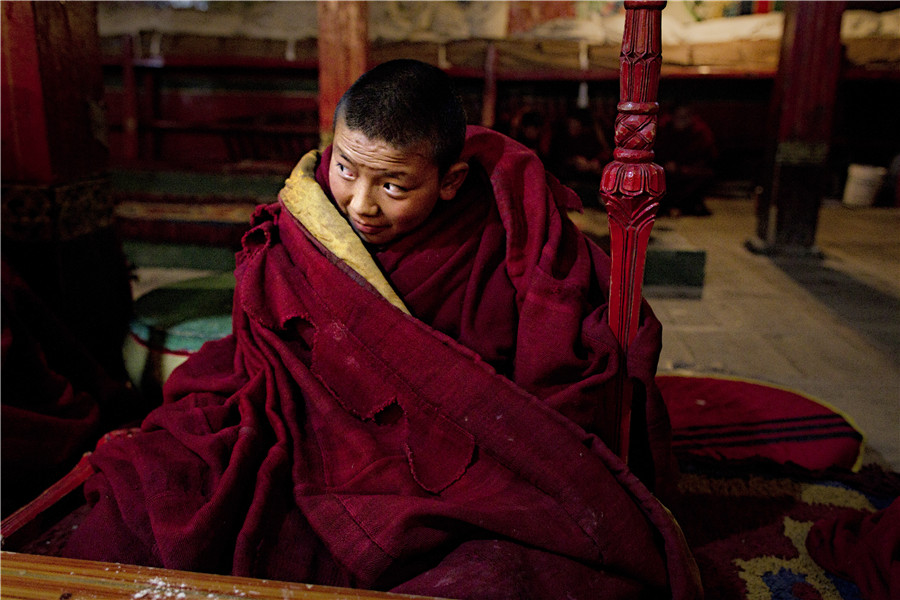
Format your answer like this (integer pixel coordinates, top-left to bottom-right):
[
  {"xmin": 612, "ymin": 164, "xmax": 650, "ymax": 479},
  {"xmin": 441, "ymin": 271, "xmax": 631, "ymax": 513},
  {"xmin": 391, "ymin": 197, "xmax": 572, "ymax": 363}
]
[{"xmin": 351, "ymin": 218, "xmax": 389, "ymax": 237}]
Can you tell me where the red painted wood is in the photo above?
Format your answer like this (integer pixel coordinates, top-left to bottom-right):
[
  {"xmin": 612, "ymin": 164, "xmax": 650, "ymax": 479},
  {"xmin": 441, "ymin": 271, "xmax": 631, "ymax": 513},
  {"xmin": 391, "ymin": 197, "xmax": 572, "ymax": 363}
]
[
  {"xmin": 120, "ymin": 35, "xmax": 139, "ymax": 161},
  {"xmin": 775, "ymin": 2, "xmax": 844, "ymax": 145},
  {"xmin": 599, "ymin": 0, "xmax": 667, "ymax": 461},
  {"xmin": 1, "ymin": 1, "xmax": 53, "ymax": 183},
  {"xmin": 0, "ymin": 454, "xmax": 94, "ymax": 541},
  {"xmin": 481, "ymin": 43, "xmax": 498, "ymax": 128},
  {"xmin": 104, "ymin": 55, "xmax": 320, "ymax": 71},
  {"xmin": 1, "ymin": 430, "xmax": 133, "ymax": 547},
  {"xmin": 753, "ymin": 1, "xmax": 846, "ymax": 251},
  {"xmin": 507, "ymin": 1, "xmax": 576, "ymax": 35},
  {"xmin": 317, "ymin": 1, "xmax": 368, "ymax": 143},
  {"xmin": 30, "ymin": 1, "xmax": 107, "ymax": 180}
]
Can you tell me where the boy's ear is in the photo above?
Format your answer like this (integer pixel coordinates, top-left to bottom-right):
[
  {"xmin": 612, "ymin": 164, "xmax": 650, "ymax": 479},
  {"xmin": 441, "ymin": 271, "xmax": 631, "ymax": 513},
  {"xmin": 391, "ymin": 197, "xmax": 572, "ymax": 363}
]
[{"xmin": 438, "ymin": 162, "xmax": 469, "ymax": 201}]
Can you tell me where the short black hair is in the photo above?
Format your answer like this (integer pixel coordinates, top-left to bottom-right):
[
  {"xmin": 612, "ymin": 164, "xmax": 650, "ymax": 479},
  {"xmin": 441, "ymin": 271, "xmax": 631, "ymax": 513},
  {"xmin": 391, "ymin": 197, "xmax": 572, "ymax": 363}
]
[{"xmin": 334, "ymin": 59, "xmax": 468, "ymax": 175}]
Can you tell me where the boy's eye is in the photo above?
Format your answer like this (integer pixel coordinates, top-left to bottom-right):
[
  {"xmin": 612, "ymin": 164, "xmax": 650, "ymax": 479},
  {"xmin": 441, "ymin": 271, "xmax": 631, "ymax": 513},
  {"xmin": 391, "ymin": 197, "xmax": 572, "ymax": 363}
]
[
  {"xmin": 336, "ymin": 163, "xmax": 354, "ymax": 178},
  {"xmin": 383, "ymin": 182, "xmax": 406, "ymax": 194}
]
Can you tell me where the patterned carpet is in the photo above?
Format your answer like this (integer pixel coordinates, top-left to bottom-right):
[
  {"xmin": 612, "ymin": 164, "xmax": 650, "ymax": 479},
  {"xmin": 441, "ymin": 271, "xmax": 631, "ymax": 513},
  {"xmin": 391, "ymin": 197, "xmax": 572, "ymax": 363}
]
[
  {"xmin": 662, "ymin": 374, "xmax": 896, "ymax": 600},
  {"xmin": 670, "ymin": 459, "xmax": 899, "ymax": 600}
]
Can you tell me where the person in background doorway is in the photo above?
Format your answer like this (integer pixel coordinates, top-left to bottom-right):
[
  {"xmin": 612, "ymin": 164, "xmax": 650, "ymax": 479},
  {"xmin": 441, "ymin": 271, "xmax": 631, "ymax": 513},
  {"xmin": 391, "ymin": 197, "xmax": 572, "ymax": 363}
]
[
  {"xmin": 655, "ymin": 103, "xmax": 718, "ymax": 216},
  {"xmin": 509, "ymin": 108, "xmax": 550, "ymax": 162},
  {"xmin": 547, "ymin": 107, "xmax": 612, "ymax": 208}
]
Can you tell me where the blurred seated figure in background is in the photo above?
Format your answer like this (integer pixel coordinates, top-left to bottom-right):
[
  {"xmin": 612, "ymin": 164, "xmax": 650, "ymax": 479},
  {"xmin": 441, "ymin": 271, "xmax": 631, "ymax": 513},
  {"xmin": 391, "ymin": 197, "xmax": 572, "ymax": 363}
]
[
  {"xmin": 509, "ymin": 108, "xmax": 551, "ymax": 162},
  {"xmin": 655, "ymin": 103, "xmax": 718, "ymax": 217},
  {"xmin": 547, "ymin": 107, "xmax": 612, "ymax": 208}
]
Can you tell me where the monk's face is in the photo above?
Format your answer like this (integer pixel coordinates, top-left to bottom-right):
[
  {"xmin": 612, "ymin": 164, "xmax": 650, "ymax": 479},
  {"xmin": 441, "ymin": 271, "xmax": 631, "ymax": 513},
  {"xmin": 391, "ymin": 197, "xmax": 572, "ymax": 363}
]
[{"xmin": 329, "ymin": 119, "xmax": 464, "ymax": 245}]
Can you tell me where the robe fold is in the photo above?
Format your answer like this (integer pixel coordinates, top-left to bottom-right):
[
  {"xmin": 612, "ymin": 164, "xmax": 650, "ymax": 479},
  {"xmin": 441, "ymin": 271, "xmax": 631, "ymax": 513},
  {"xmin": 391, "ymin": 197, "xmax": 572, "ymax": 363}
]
[
  {"xmin": 63, "ymin": 127, "xmax": 701, "ymax": 599},
  {"xmin": 806, "ymin": 498, "xmax": 900, "ymax": 600}
]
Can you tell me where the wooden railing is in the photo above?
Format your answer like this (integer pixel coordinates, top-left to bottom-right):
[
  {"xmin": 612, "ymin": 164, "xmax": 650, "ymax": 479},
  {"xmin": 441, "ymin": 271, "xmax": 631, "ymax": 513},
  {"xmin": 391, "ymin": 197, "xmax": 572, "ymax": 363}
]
[{"xmin": 0, "ymin": 551, "xmax": 445, "ymax": 600}]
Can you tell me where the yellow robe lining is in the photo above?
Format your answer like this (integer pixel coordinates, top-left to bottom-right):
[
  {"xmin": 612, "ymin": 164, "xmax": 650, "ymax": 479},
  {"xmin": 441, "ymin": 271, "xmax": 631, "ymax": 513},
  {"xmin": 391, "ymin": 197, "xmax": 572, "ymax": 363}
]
[{"xmin": 279, "ymin": 150, "xmax": 411, "ymax": 315}]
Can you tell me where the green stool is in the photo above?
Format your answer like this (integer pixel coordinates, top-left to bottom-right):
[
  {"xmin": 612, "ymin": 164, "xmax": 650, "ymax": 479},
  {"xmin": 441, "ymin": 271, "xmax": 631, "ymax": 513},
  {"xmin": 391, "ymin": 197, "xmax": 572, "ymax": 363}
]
[{"xmin": 123, "ymin": 273, "xmax": 235, "ymax": 397}]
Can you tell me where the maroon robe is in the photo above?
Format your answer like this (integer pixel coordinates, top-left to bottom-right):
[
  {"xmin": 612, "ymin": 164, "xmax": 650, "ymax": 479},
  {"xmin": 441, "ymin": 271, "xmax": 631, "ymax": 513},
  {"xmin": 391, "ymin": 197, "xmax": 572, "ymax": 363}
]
[
  {"xmin": 62, "ymin": 127, "xmax": 700, "ymax": 599},
  {"xmin": 807, "ymin": 498, "xmax": 900, "ymax": 600}
]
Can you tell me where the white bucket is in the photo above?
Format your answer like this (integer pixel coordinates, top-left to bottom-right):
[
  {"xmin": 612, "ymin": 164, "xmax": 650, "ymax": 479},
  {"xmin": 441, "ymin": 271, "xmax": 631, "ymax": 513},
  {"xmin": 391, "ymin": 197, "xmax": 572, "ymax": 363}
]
[{"xmin": 842, "ymin": 164, "xmax": 887, "ymax": 207}]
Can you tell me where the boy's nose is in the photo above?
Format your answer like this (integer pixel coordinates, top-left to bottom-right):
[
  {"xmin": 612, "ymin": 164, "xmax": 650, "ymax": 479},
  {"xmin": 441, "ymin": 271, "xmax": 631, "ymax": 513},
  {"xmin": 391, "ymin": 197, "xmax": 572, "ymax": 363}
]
[{"xmin": 348, "ymin": 186, "xmax": 379, "ymax": 216}]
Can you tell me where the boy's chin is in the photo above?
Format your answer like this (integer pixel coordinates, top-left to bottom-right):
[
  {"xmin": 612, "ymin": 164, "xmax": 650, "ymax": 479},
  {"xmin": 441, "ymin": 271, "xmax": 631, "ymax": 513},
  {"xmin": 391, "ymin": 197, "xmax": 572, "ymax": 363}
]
[{"xmin": 352, "ymin": 223, "xmax": 395, "ymax": 246}]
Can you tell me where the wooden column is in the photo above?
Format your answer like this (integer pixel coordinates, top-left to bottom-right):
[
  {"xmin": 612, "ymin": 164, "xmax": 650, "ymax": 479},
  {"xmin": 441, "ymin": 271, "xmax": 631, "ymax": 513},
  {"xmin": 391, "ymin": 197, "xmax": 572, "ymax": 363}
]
[
  {"xmin": 119, "ymin": 34, "xmax": 140, "ymax": 162},
  {"xmin": 1, "ymin": 2, "xmax": 54, "ymax": 183},
  {"xmin": 1, "ymin": 1, "xmax": 132, "ymax": 377},
  {"xmin": 2, "ymin": 1, "xmax": 109, "ymax": 184},
  {"xmin": 481, "ymin": 43, "xmax": 498, "ymax": 129},
  {"xmin": 749, "ymin": 1, "xmax": 845, "ymax": 255},
  {"xmin": 317, "ymin": 0, "xmax": 368, "ymax": 148}
]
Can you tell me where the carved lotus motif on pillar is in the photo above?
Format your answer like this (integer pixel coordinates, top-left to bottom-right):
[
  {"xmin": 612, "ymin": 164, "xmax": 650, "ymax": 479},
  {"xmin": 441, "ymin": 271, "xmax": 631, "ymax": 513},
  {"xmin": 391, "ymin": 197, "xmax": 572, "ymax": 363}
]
[{"xmin": 601, "ymin": 153, "xmax": 665, "ymax": 228}]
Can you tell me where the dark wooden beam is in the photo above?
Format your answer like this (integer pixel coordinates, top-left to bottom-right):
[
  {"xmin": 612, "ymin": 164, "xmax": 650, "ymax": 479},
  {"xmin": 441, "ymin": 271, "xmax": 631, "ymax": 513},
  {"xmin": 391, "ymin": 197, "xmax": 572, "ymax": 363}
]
[{"xmin": 749, "ymin": 1, "xmax": 846, "ymax": 255}]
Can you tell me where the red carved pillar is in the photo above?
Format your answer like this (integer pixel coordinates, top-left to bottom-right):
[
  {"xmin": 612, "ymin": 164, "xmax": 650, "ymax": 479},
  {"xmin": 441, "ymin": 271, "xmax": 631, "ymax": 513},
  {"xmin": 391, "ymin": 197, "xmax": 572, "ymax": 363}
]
[
  {"xmin": 599, "ymin": 0, "xmax": 666, "ymax": 462},
  {"xmin": 317, "ymin": 0, "xmax": 368, "ymax": 148}
]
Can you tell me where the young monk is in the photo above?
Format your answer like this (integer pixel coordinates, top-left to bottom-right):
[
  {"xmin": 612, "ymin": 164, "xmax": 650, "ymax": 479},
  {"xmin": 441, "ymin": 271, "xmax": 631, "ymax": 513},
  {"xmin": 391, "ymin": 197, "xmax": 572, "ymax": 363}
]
[{"xmin": 62, "ymin": 60, "xmax": 701, "ymax": 599}]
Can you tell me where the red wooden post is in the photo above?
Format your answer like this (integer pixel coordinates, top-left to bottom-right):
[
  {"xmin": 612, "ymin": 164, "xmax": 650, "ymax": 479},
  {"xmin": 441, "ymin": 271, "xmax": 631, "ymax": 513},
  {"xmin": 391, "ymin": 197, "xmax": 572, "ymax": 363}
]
[
  {"xmin": 120, "ymin": 34, "xmax": 139, "ymax": 162},
  {"xmin": 481, "ymin": 42, "xmax": 498, "ymax": 129},
  {"xmin": 1, "ymin": 1, "xmax": 55, "ymax": 184},
  {"xmin": 1, "ymin": 0, "xmax": 134, "ymax": 460},
  {"xmin": 317, "ymin": 0, "xmax": 368, "ymax": 148},
  {"xmin": 599, "ymin": 0, "xmax": 666, "ymax": 461},
  {"xmin": 749, "ymin": 1, "xmax": 845, "ymax": 254}
]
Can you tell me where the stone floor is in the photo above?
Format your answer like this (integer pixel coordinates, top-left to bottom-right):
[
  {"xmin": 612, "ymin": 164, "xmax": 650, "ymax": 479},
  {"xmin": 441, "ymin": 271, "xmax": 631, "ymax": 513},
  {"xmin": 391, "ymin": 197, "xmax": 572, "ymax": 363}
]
[{"xmin": 632, "ymin": 198, "xmax": 900, "ymax": 471}]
